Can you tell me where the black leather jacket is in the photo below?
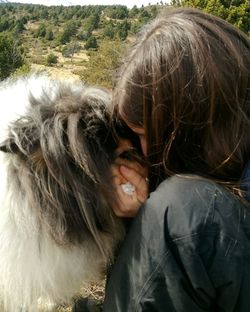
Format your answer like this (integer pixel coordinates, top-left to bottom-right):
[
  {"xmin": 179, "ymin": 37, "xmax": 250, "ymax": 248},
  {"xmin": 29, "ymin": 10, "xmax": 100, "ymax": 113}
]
[{"xmin": 103, "ymin": 175, "xmax": 250, "ymax": 311}]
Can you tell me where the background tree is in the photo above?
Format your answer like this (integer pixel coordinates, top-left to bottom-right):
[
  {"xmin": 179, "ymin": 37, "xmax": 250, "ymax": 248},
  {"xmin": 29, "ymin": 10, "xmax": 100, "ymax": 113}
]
[
  {"xmin": 40, "ymin": 7, "xmax": 49, "ymax": 19},
  {"xmin": 138, "ymin": 8, "xmax": 152, "ymax": 24},
  {"xmin": 77, "ymin": 28, "xmax": 92, "ymax": 41},
  {"xmin": 61, "ymin": 41, "xmax": 81, "ymax": 59},
  {"xmin": 107, "ymin": 5, "xmax": 129, "ymax": 19},
  {"xmin": 128, "ymin": 5, "xmax": 139, "ymax": 18},
  {"xmin": 35, "ymin": 23, "xmax": 46, "ymax": 38},
  {"xmin": 83, "ymin": 13, "xmax": 101, "ymax": 33},
  {"xmin": 172, "ymin": 0, "xmax": 250, "ymax": 34},
  {"xmin": 84, "ymin": 35, "xmax": 98, "ymax": 50},
  {"xmin": 46, "ymin": 53, "xmax": 58, "ymax": 66},
  {"xmin": 80, "ymin": 39, "xmax": 125, "ymax": 88},
  {"xmin": 103, "ymin": 22, "xmax": 116, "ymax": 39},
  {"xmin": 117, "ymin": 20, "xmax": 130, "ymax": 40},
  {"xmin": 45, "ymin": 28, "xmax": 54, "ymax": 41},
  {"xmin": 0, "ymin": 1, "xmax": 246, "ymax": 89},
  {"xmin": 59, "ymin": 20, "xmax": 78, "ymax": 44},
  {"xmin": 13, "ymin": 19, "xmax": 25, "ymax": 34},
  {"xmin": 0, "ymin": 33, "xmax": 24, "ymax": 80}
]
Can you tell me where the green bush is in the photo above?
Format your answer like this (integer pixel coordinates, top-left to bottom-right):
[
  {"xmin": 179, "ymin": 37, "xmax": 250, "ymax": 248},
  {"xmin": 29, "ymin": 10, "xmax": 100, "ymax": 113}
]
[
  {"xmin": 80, "ymin": 39, "xmax": 125, "ymax": 88},
  {"xmin": 46, "ymin": 53, "xmax": 58, "ymax": 66},
  {"xmin": 12, "ymin": 63, "xmax": 31, "ymax": 78},
  {"xmin": 46, "ymin": 28, "xmax": 54, "ymax": 41},
  {"xmin": 84, "ymin": 36, "xmax": 98, "ymax": 50},
  {"xmin": 61, "ymin": 42, "xmax": 80, "ymax": 58},
  {"xmin": 0, "ymin": 33, "xmax": 24, "ymax": 80}
]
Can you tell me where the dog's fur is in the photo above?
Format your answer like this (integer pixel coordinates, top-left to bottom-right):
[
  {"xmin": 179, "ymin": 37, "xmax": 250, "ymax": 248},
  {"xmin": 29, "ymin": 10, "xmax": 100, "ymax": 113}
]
[{"xmin": 0, "ymin": 74, "xmax": 125, "ymax": 311}]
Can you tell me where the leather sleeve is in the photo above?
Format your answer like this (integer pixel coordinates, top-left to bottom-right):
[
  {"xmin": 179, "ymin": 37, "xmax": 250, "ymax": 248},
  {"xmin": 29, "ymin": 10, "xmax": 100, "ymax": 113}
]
[{"xmin": 103, "ymin": 175, "xmax": 249, "ymax": 312}]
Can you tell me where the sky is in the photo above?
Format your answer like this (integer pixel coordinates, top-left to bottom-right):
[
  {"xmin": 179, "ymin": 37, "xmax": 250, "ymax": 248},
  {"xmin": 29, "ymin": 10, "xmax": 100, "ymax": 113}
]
[{"xmin": 7, "ymin": 0, "xmax": 162, "ymax": 8}]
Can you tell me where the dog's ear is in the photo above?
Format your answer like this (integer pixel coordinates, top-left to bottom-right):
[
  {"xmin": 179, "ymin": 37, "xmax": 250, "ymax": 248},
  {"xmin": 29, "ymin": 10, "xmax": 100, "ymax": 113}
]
[
  {"xmin": 0, "ymin": 119, "xmax": 39, "ymax": 155},
  {"xmin": 0, "ymin": 139, "xmax": 19, "ymax": 153}
]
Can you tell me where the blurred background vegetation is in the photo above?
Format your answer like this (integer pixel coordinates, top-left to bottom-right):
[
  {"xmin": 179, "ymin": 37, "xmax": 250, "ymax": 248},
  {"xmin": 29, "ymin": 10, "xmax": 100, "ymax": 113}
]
[{"xmin": 0, "ymin": 0, "xmax": 249, "ymax": 87}]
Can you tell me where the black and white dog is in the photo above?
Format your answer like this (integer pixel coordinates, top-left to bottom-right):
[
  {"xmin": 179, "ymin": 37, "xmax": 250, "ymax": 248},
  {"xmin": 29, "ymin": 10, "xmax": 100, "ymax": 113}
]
[{"xmin": 0, "ymin": 74, "xmax": 127, "ymax": 311}]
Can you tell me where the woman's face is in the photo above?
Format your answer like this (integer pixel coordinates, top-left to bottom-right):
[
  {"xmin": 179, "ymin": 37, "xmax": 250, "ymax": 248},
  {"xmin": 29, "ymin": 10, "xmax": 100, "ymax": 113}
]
[{"xmin": 125, "ymin": 121, "xmax": 147, "ymax": 156}]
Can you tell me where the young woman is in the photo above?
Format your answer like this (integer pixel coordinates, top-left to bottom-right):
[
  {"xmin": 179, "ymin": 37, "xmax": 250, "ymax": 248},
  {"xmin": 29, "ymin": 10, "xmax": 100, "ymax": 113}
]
[{"xmin": 104, "ymin": 7, "xmax": 250, "ymax": 311}]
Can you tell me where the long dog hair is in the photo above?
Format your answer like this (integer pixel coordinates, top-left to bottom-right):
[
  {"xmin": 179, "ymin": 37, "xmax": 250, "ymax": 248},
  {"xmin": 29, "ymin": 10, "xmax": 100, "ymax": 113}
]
[{"xmin": 0, "ymin": 74, "xmax": 126, "ymax": 311}]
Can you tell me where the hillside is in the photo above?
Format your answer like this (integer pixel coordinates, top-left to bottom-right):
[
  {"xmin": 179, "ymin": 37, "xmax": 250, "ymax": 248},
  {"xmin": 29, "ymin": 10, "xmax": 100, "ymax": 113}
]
[
  {"xmin": 0, "ymin": 1, "xmax": 249, "ymax": 86},
  {"xmin": 0, "ymin": 3, "xmax": 163, "ymax": 86}
]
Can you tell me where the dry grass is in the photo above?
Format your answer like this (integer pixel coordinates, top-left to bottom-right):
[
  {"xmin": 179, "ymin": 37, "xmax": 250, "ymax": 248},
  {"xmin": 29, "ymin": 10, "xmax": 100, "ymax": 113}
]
[
  {"xmin": 30, "ymin": 64, "xmax": 81, "ymax": 81},
  {"xmin": 80, "ymin": 282, "xmax": 106, "ymax": 302},
  {"xmin": 60, "ymin": 282, "xmax": 105, "ymax": 312},
  {"xmin": 37, "ymin": 280, "xmax": 105, "ymax": 312},
  {"xmin": 24, "ymin": 21, "xmax": 90, "ymax": 82},
  {"xmin": 28, "ymin": 46, "xmax": 89, "ymax": 82}
]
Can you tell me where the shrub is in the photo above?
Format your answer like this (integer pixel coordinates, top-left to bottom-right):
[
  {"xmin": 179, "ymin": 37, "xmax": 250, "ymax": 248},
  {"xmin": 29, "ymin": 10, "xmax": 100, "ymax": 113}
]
[
  {"xmin": 0, "ymin": 33, "xmax": 24, "ymax": 80},
  {"xmin": 46, "ymin": 53, "xmax": 58, "ymax": 66}
]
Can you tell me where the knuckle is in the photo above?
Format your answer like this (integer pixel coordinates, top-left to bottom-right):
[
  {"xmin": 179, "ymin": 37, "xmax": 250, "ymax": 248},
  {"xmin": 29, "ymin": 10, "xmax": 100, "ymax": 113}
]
[{"xmin": 113, "ymin": 210, "xmax": 124, "ymax": 217}]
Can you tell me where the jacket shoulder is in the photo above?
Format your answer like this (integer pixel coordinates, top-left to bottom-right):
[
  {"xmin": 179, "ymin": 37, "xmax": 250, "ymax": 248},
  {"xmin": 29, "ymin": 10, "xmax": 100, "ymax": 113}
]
[{"xmin": 149, "ymin": 175, "xmax": 242, "ymax": 241}]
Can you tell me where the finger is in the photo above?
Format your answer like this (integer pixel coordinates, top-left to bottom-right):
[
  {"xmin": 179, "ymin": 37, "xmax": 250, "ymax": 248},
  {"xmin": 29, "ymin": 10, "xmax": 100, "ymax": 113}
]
[
  {"xmin": 115, "ymin": 157, "xmax": 147, "ymax": 177},
  {"xmin": 113, "ymin": 196, "xmax": 145, "ymax": 217},
  {"xmin": 113, "ymin": 187, "xmax": 141, "ymax": 218},
  {"xmin": 120, "ymin": 165, "xmax": 148, "ymax": 195},
  {"xmin": 111, "ymin": 165, "xmax": 127, "ymax": 184},
  {"xmin": 119, "ymin": 169, "xmax": 148, "ymax": 207},
  {"xmin": 113, "ymin": 205, "xmax": 138, "ymax": 218}
]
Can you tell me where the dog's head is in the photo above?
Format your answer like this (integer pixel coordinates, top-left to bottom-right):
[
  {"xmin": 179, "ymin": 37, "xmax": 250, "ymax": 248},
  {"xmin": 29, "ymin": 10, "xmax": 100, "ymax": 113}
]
[{"xmin": 0, "ymin": 75, "xmax": 130, "ymax": 258}]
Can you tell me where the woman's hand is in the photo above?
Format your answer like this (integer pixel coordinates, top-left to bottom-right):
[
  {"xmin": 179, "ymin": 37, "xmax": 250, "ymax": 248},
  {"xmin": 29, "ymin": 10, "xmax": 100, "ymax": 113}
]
[{"xmin": 111, "ymin": 139, "xmax": 149, "ymax": 218}]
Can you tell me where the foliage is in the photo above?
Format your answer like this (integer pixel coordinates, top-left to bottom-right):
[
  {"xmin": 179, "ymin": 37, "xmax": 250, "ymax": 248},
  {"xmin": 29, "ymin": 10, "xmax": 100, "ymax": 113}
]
[
  {"xmin": 85, "ymin": 36, "xmax": 98, "ymax": 50},
  {"xmin": 106, "ymin": 5, "xmax": 129, "ymax": 19},
  {"xmin": 59, "ymin": 21, "xmax": 78, "ymax": 44},
  {"xmin": 103, "ymin": 23, "xmax": 116, "ymax": 39},
  {"xmin": 80, "ymin": 39, "xmax": 126, "ymax": 88},
  {"xmin": 12, "ymin": 63, "xmax": 31, "ymax": 78},
  {"xmin": 128, "ymin": 5, "xmax": 140, "ymax": 18},
  {"xmin": 171, "ymin": 0, "xmax": 250, "ymax": 34},
  {"xmin": 0, "ymin": 18, "xmax": 14, "ymax": 32},
  {"xmin": 61, "ymin": 41, "xmax": 81, "ymax": 58},
  {"xmin": 77, "ymin": 29, "xmax": 92, "ymax": 41},
  {"xmin": 0, "ymin": 32, "xmax": 24, "ymax": 80},
  {"xmin": 45, "ymin": 28, "xmax": 54, "ymax": 41},
  {"xmin": 83, "ymin": 13, "xmax": 100, "ymax": 33},
  {"xmin": 0, "ymin": 1, "xmax": 247, "ymax": 86},
  {"xmin": 46, "ymin": 52, "xmax": 58, "ymax": 66},
  {"xmin": 13, "ymin": 19, "xmax": 26, "ymax": 34},
  {"xmin": 117, "ymin": 20, "xmax": 130, "ymax": 40},
  {"xmin": 35, "ymin": 23, "xmax": 46, "ymax": 38}
]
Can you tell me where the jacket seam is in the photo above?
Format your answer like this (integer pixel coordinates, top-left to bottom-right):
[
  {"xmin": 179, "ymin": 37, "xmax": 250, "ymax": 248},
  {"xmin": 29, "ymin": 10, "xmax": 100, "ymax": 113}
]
[
  {"xmin": 169, "ymin": 230, "xmax": 241, "ymax": 258},
  {"xmin": 134, "ymin": 249, "xmax": 170, "ymax": 312},
  {"xmin": 169, "ymin": 230, "xmax": 218, "ymax": 242}
]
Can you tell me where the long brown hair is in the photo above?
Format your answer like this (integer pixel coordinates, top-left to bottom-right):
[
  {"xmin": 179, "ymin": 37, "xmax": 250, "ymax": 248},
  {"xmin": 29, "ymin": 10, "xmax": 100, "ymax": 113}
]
[{"xmin": 113, "ymin": 7, "xmax": 250, "ymax": 191}]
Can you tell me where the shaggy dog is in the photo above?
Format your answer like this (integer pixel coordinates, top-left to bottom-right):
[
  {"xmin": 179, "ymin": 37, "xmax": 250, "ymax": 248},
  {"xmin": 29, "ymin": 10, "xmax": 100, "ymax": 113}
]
[{"xmin": 0, "ymin": 74, "xmax": 127, "ymax": 311}]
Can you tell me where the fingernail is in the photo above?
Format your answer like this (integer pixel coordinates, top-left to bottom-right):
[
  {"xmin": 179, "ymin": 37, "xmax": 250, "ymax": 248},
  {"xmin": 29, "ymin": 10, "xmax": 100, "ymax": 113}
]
[{"xmin": 120, "ymin": 165, "xmax": 130, "ymax": 174}]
